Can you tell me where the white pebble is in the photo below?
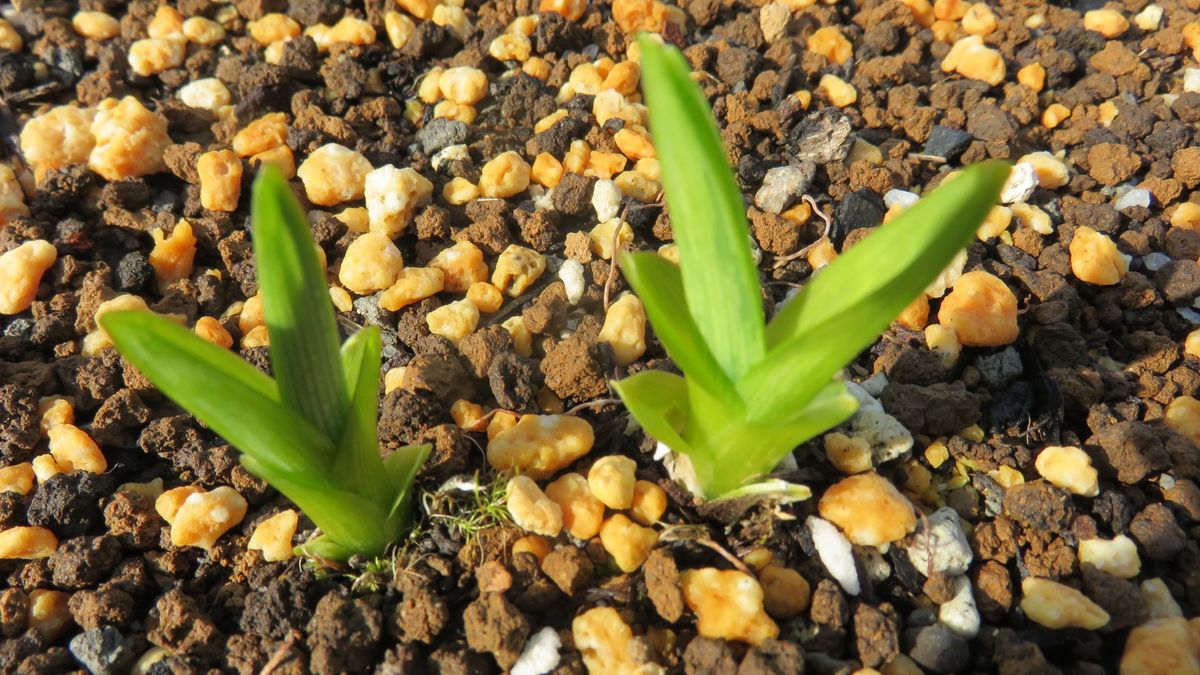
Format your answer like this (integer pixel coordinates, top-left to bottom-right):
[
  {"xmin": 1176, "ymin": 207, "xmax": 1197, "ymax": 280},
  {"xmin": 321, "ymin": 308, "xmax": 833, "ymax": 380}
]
[
  {"xmin": 431, "ymin": 144, "xmax": 469, "ymax": 171},
  {"xmin": 884, "ymin": 189, "xmax": 919, "ymax": 209},
  {"xmin": 558, "ymin": 259, "xmax": 585, "ymax": 305},
  {"xmin": 849, "ymin": 410, "xmax": 913, "ymax": 464},
  {"xmin": 1141, "ymin": 578, "xmax": 1183, "ymax": 619},
  {"xmin": 759, "ymin": 3, "xmax": 790, "ymax": 42},
  {"xmin": 656, "ymin": 443, "xmax": 704, "ymax": 496},
  {"xmin": 755, "ymin": 163, "xmax": 815, "ymax": 214},
  {"xmin": 1186, "ymin": 68, "xmax": 1200, "ymax": 94},
  {"xmin": 807, "ymin": 516, "xmax": 860, "ymax": 595},
  {"xmin": 1114, "ymin": 188, "xmax": 1151, "ymax": 211},
  {"xmin": 512, "ymin": 626, "xmax": 562, "ymax": 675},
  {"xmin": 845, "ymin": 381, "xmax": 885, "ymax": 413},
  {"xmin": 859, "ymin": 372, "xmax": 889, "ymax": 398},
  {"xmin": 592, "ymin": 179, "xmax": 622, "ymax": 222},
  {"xmin": 1000, "ymin": 163, "xmax": 1039, "ymax": 204},
  {"xmin": 938, "ymin": 575, "xmax": 981, "ymax": 638},
  {"xmin": 1143, "ymin": 252, "xmax": 1172, "ymax": 272},
  {"xmin": 1079, "ymin": 534, "xmax": 1140, "ymax": 578},
  {"xmin": 906, "ymin": 507, "xmax": 974, "ymax": 576},
  {"xmin": 177, "ymin": 78, "xmax": 231, "ymax": 111},
  {"xmin": 1134, "ymin": 4, "xmax": 1162, "ymax": 30},
  {"xmin": 775, "ymin": 453, "xmax": 799, "ymax": 471},
  {"xmin": 925, "ymin": 249, "xmax": 967, "ymax": 298},
  {"xmin": 530, "ymin": 185, "xmax": 554, "ymax": 211},
  {"xmin": 859, "ymin": 546, "xmax": 892, "ymax": 583}
]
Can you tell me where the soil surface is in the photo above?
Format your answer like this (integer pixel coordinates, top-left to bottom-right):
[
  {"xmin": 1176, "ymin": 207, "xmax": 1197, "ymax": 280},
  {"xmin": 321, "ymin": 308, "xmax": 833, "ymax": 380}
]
[{"xmin": 1, "ymin": 0, "xmax": 1199, "ymax": 673}]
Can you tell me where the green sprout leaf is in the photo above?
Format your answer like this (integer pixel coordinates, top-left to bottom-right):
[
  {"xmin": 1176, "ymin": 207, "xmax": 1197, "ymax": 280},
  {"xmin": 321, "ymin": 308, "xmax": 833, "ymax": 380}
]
[
  {"xmin": 102, "ymin": 167, "xmax": 429, "ymax": 561},
  {"xmin": 615, "ymin": 37, "xmax": 1008, "ymax": 500},
  {"xmin": 638, "ymin": 34, "xmax": 765, "ymax": 381},
  {"xmin": 333, "ymin": 326, "xmax": 392, "ymax": 507},
  {"xmin": 251, "ymin": 164, "xmax": 349, "ymax": 443},
  {"xmin": 618, "ymin": 252, "xmax": 736, "ymax": 404},
  {"xmin": 764, "ymin": 162, "xmax": 1011, "ymax": 349},
  {"xmin": 609, "ymin": 369, "xmax": 693, "ymax": 456},
  {"xmin": 383, "ymin": 442, "xmax": 431, "ymax": 524},
  {"xmin": 100, "ymin": 311, "xmax": 330, "ymax": 479},
  {"xmin": 740, "ymin": 163, "xmax": 1010, "ymax": 420}
]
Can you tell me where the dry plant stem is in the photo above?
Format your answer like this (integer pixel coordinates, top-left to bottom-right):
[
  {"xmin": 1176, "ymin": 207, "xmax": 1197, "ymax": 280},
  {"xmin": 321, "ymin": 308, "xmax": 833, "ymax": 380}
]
[
  {"xmin": 908, "ymin": 152, "xmax": 948, "ymax": 164},
  {"xmin": 661, "ymin": 524, "xmax": 755, "ymax": 576},
  {"xmin": 772, "ymin": 195, "xmax": 833, "ymax": 269},
  {"xmin": 697, "ymin": 537, "xmax": 754, "ymax": 576},
  {"xmin": 917, "ymin": 505, "xmax": 933, "ymax": 578},
  {"xmin": 259, "ymin": 629, "xmax": 302, "ymax": 675},
  {"xmin": 564, "ymin": 397, "xmax": 621, "ymax": 415},
  {"xmin": 603, "ymin": 204, "xmax": 631, "ymax": 312}
]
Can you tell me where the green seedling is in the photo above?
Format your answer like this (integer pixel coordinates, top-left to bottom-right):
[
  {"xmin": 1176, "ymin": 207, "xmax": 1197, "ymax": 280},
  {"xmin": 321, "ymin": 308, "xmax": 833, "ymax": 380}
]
[
  {"xmin": 612, "ymin": 36, "xmax": 1009, "ymax": 500},
  {"xmin": 101, "ymin": 166, "xmax": 429, "ymax": 561}
]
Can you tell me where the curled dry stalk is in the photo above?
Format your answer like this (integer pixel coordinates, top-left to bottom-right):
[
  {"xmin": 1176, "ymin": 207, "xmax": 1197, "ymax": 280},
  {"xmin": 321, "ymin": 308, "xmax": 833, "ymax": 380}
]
[
  {"xmin": 564, "ymin": 397, "xmax": 622, "ymax": 416},
  {"xmin": 258, "ymin": 629, "xmax": 302, "ymax": 675},
  {"xmin": 603, "ymin": 203, "xmax": 632, "ymax": 312},
  {"xmin": 658, "ymin": 523, "xmax": 754, "ymax": 577},
  {"xmin": 771, "ymin": 194, "xmax": 834, "ymax": 269}
]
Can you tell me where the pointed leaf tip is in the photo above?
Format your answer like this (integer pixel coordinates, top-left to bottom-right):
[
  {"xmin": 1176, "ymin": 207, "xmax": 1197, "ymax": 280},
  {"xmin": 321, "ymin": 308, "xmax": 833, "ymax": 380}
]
[
  {"xmin": 637, "ymin": 36, "xmax": 766, "ymax": 381},
  {"xmin": 250, "ymin": 165, "xmax": 349, "ymax": 443}
]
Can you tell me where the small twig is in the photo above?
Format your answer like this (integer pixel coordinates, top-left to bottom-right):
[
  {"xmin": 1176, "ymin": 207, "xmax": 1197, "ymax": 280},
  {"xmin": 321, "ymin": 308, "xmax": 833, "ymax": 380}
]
[
  {"xmin": 603, "ymin": 205, "xmax": 631, "ymax": 312},
  {"xmin": 259, "ymin": 629, "xmax": 301, "ymax": 675},
  {"xmin": 908, "ymin": 152, "xmax": 947, "ymax": 164},
  {"xmin": 697, "ymin": 538, "xmax": 754, "ymax": 576},
  {"xmin": 564, "ymin": 398, "xmax": 621, "ymax": 416},
  {"xmin": 467, "ymin": 408, "xmax": 502, "ymax": 430},
  {"xmin": 772, "ymin": 195, "xmax": 833, "ymax": 269},
  {"xmin": 660, "ymin": 524, "xmax": 753, "ymax": 576},
  {"xmin": 919, "ymin": 507, "xmax": 933, "ymax": 579}
]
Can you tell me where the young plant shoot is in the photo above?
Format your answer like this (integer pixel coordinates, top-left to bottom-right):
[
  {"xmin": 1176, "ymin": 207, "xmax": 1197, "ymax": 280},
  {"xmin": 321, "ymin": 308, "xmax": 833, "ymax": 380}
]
[
  {"xmin": 614, "ymin": 36, "xmax": 1009, "ymax": 500},
  {"xmin": 101, "ymin": 166, "xmax": 429, "ymax": 561}
]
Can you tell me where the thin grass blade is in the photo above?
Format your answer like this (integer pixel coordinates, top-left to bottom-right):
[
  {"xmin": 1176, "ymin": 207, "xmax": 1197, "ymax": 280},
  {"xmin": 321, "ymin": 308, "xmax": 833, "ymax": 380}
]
[
  {"xmin": 765, "ymin": 161, "xmax": 1010, "ymax": 349},
  {"xmin": 638, "ymin": 36, "xmax": 765, "ymax": 380},
  {"xmin": 619, "ymin": 251, "xmax": 737, "ymax": 402},
  {"xmin": 251, "ymin": 165, "xmax": 349, "ymax": 442},
  {"xmin": 101, "ymin": 311, "xmax": 331, "ymax": 477},
  {"xmin": 332, "ymin": 326, "xmax": 392, "ymax": 506}
]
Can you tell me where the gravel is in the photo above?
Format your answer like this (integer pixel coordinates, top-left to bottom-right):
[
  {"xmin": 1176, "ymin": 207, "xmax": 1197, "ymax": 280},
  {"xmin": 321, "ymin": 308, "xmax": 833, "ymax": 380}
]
[
  {"xmin": 905, "ymin": 507, "xmax": 974, "ymax": 577},
  {"xmin": 753, "ymin": 162, "xmax": 816, "ymax": 214},
  {"xmin": 68, "ymin": 627, "xmax": 140, "ymax": 675},
  {"xmin": 417, "ymin": 118, "xmax": 469, "ymax": 154},
  {"xmin": 938, "ymin": 576, "xmax": 981, "ymax": 638},
  {"xmin": 922, "ymin": 126, "xmax": 973, "ymax": 160},
  {"xmin": 905, "ymin": 624, "xmax": 969, "ymax": 674},
  {"xmin": 511, "ymin": 626, "xmax": 561, "ymax": 675},
  {"xmin": 808, "ymin": 515, "xmax": 860, "ymax": 596}
]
